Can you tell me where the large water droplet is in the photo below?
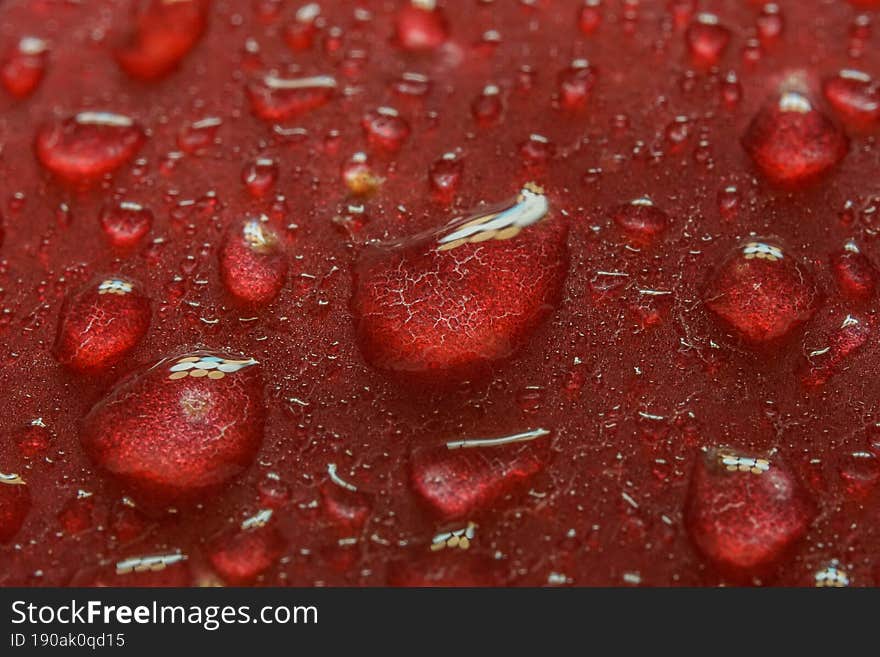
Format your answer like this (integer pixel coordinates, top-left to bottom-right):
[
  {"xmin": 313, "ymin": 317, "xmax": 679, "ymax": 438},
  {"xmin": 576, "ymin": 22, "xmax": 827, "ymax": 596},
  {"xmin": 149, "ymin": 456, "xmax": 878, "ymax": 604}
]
[
  {"xmin": 685, "ymin": 13, "xmax": 731, "ymax": 64},
  {"xmin": 361, "ymin": 107, "xmax": 411, "ymax": 151},
  {"xmin": 53, "ymin": 277, "xmax": 151, "ymax": 373},
  {"xmin": 686, "ymin": 448, "xmax": 814, "ymax": 571},
  {"xmin": 823, "ymin": 69, "xmax": 880, "ymax": 124},
  {"xmin": 557, "ymin": 59, "xmax": 597, "ymax": 109},
  {"xmin": 352, "ymin": 183, "xmax": 568, "ymax": 378},
  {"xmin": 115, "ymin": 0, "xmax": 208, "ymax": 80},
  {"xmin": 410, "ymin": 428, "xmax": 551, "ymax": 518},
  {"xmin": 206, "ymin": 510, "xmax": 284, "ymax": 584},
  {"xmin": 704, "ymin": 240, "xmax": 818, "ymax": 343},
  {"xmin": 219, "ymin": 217, "xmax": 287, "ymax": 306},
  {"xmin": 80, "ymin": 350, "xmax": 265, "ymax": 503},
  {"xmin": 742, "ymin": 91, "xmax": 848, "ymax": 184},
  {"xmin": 394, "ymin": 0, "xmax": 449, "ymax": 52},
  {"xmin": 35, "ymin": 111, "xmax": 146, "ymax": 182},
  {"xmin": 831, "ymin": 241, "xmax": 878, "ymax": 300},
  {"xmin": 611, "ymin": 197, "xmax": 669, "ymax": 244},
  {"xmin": 100, "ymin": 201, "xmax": 153, "ymax": 248},
  {"xmin": 801, "ymin": 311, "xmax": 872, "ymax": 387},
  {"xmin": 0, "ymin": 36, "xmax": 48, "ymax": 98},
  {"xmin": 241, "ymin": 156, "xmax": 279, "ymax": 197},
  {"xmin": 246, "ymin": 73, "xmax": 336, "ymax": 121},
  {"xmin": 0, "ymin": 473, "xmax": 30, "ymax": 543}
]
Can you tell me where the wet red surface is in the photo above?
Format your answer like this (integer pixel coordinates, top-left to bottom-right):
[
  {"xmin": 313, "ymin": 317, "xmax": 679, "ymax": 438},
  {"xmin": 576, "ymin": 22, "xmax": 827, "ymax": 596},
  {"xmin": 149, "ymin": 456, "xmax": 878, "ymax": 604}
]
[{"xmin": 1, "ymin": 0, "xmax": 880, "ymax": 587}]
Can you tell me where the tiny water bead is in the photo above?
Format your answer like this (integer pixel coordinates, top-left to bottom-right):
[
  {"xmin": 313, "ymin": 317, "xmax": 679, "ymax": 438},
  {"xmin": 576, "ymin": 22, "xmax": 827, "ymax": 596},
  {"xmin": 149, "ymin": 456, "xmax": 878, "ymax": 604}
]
[
  {"xmin": 115, "ymin": 0, "xmax": 208, "ymax": 80},
  {"xmin": 246, "ymin": 73, "xmax": 337, "ymax": 121},
  {"xmin": 99, "ymin": 201, "xmax": 153, "ymax": 248},
  {"xmin": 352, "ymin": 183, "xmax": 568, "ymax": 378},
  {"xmin": 686, "ymin": 448, "xmax": 814, "ymax": 572},
  {"xmin": 53, "ymin": 277, "xmax": 151, "ymax": 373},
  {"xmin": 704, "ymin": 240, "xmax": 818, "ymax": 343},
  {"xmin": 35, "ymin": 112, "xmax": 146, "ymax": 182},
  {"xmin": 0, "ymin": 473, "xmax": 30, "ymax": 542},
  {"xmin": 742, "ymin": 91, "xmax": 848, "ymax": 185},
  {"xmin": 219, "ymin": 217, "xmax": 287, "ymax": 306},
  {"xmin": 80, "ymin": 350, "xmax": 265, "ymax": 503},
  {"xmin": 410, "ymin": 428, "xmax": 551, "ymax": 519},
  {"xmin": 0, "ymin": 36, "xmax": 48, "ymax": 98}
]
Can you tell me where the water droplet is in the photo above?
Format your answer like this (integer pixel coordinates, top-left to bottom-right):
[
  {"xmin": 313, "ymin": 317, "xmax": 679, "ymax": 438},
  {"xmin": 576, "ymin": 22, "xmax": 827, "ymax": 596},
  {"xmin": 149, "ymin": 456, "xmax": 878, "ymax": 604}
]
[
  {"xmin": 361, "ymin": 107, "xmax": 411, "ymax": 151},
  {"xmin": 115, "ymin": 0, "xmax": 208, "ymax": 79},
  {"xmin": 756, "ymin": 4, "xmax": 784, "ymax": 44},
  {"xmin": 472, "ymin": 84, "xmax": 503, "ymax": 125},
  {"xmin": 206, "ymin": 511, "xmax": 284, "ymax": 584},
  {"xmin": 428, "ymin": 152, "xmax": 463, "ymax": 199},
  {"xmin": 219, "ymin": 217, "xmax": 287, "ymax": 306},
  {"xmin": 578, "ymin": 0, "xmax": 603, "ymax": 34},
  {"xmin": 391, "ymin": 71, "xmax": 432, "ymax": 98},
  {"xmin": 831, "ymin": 242, "xmax": 878, "ymax": 300},
  {"xmin": 394, "ymin": 1, "xmax": 449, "ymax": 52},
  {"xmin": 246, "ymin": 73, "xmax": 336, "ymax": 121},
  {"xmin": 518, "ymin": 133, "xmax": 555, "ymax": 164},
  {"xmin": 685, "ymin": 13, "xmax": 731, "ymax": 65},
  {"xmin": 704, "ymin": 240, "xmax": 818, "ymax": 343},
  {"xmin": 80, "ymin": 350, "xmax": 265, "ymax": 503},
  {"xmin": 686, "ymin": 448, "xmax": 813, "ymax": 571},
  {"xmin": 352, "ymin": 183, "xmax": 568, "ymax": 378},
  {"xmin": 557, "ymin": 59, "xmax": 597, "ymax": 109},
  {"xmin": 720, "ymin": 70, "xmax": 742, "ymax": 108},
  {"xmin": 241, "ymin": 156, "xmax": 278, "ymax": 197},
  {"xmin": 0, "ymin": 473, "xmax": 30, "ymax": 543},
  {"xmin": 801, "ymin": 311, "xmax": 872, "ymax": 387},
  {"xmin": 16, "ymin": 418, "xmax": 52, "ymax": 457},
  {"xmin": 58, "ymin": 492, "xmax": 95, "ymax": 535},
  {"xmin": 611, "ymin": 197, "xmax": 669, "ymax": 244},
  {"xmin": 716, "ymin": 185, "xmax": 740, "ymax": 222},
  {"xmin": 823, "ymin": 69, "xmax": 880, "ymax": 124},
  {"xmin": 100, "ymin": 201, "xmax": 153, "ymax": 248},
  {"xmin": 838, "ymin": 451, "xmax": 880, "ymax": 501},
  {"xmin": 257, "ymin": 472, "xmax": 290, "ymax": 508},
  {"xmin": 54, "ymin": 277, "xmax": 151, "ymax": 373},
  {"xmin": 35, "ymin": 111, "xmax": 146, "ymax": 182},
  {"xmin": 283, "ymin": 3, "xmax": 320, "ymax": 51},
  {"xmin": 742, "ymin": 91, "xmax": 848, "ymax": 184},
  {"xmin": 341, "ymin": 152, "xmax": 383, "ymax": 196},
  {"xmin": 410, "ymin": 428, "xmax": 551, "ymax": 519},
  {"xmin": 177, "ymin": 116, "xmax": 221, "ymax": 155},
  {"xmin": 0, "ymin": 36, "xmax": 48, "ymax": 98}
]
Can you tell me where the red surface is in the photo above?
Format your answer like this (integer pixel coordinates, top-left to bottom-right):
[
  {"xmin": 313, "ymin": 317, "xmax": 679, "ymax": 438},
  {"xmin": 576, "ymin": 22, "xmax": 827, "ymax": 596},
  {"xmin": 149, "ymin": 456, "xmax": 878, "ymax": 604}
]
[{"xmin": 1, "ymin": 0, "xmax": 880, "ymax": 587}]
